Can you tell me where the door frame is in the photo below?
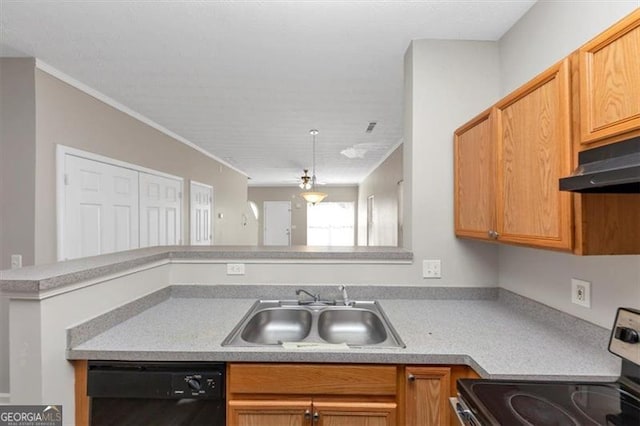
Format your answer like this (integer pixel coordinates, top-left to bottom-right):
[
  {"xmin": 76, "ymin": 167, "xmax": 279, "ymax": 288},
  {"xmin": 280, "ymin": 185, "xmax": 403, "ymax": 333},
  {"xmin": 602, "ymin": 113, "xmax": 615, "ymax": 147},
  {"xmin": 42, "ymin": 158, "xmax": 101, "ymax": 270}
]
[
  {"xmin": 189, "ymin": 180, "xmax": 214, "ymax": 246},
  {"xmin": 56, "ymin": 144, "xmax": 184, "ymax": 261}
]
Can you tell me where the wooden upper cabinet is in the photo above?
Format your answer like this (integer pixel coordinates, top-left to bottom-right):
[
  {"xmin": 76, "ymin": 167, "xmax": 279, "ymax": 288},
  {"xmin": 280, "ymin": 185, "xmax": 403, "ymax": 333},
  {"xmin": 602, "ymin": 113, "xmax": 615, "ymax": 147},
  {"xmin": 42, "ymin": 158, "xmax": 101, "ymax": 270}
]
[
  {"xmin": 579, "ymin": 9, "xmax": 640, "ymax": 144},
  {"xmin": 494, "ymin": 59, "xmax": 573, "ymax": 250},
  {"xmin": 454, "ymin": 109, "xmax": 496, "ymax": 240}
]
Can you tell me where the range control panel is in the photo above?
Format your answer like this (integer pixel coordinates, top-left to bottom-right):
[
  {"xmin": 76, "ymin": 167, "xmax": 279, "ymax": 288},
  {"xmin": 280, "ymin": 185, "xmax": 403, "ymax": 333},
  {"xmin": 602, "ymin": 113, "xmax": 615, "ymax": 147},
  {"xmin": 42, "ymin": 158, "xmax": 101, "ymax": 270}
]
[
  {"xmin": 171, "ymin": 372, "xmax": 222, "ymax": 399},
  {"xmin": 609, "ymin": 308, "xmax": 640, "ymax": 365}
]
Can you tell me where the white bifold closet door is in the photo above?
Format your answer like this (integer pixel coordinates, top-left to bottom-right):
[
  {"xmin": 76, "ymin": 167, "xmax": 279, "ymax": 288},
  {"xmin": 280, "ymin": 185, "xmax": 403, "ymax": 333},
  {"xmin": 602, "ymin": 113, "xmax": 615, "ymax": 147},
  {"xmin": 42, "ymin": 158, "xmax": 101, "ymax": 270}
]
[
  {"xmin": 139, "ymin": 172, "xmax": 182, "ymax": 247},
  {"xmin": 63, "ymin": 155, "xmax": 139, "ymax": 260}
]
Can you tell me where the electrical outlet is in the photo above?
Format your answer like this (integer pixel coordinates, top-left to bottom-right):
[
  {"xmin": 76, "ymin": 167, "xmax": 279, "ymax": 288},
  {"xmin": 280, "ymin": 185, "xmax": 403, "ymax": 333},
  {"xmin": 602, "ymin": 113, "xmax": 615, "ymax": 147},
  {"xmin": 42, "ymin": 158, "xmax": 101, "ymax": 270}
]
[
  {"xmin": 226, "ymin": 263, "xmax": 245, "ymax": 275},
  {"xmin": 571, "ymin": 278, "xmax": 591, "ymax": 308},
  {"xmin": 11, "ymin": 254, "xmax": 22, "ymax": 269},
  {"xmin": 422, "ymin": 259, "xmax": 441, "ymax": 279}
]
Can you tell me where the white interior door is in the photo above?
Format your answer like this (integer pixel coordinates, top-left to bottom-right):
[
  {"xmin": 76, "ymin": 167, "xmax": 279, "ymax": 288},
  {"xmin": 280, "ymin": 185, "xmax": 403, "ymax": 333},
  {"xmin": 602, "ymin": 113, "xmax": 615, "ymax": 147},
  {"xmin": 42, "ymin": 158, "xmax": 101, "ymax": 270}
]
[
  {"xmin": 263, "ymin": 201, "xmax": 291, "ymax": 246},
  {"xmin": 139, "ymin": 172, "xmax": 182, "ymax": 247},
  {"xmin": 63, "ymin": 155, "xmax": 139, "ymax": 260},
  {"xmin": 190, "ymin": 181, "xmax": 213, "ymax": 245}
]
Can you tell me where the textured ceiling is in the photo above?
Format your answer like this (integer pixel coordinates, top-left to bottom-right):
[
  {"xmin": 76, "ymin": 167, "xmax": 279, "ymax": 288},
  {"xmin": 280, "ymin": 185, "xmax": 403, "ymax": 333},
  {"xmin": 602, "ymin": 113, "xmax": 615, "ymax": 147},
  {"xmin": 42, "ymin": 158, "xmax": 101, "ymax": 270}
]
[{"xmin": 0, "ymin": 0, "xmax": 536, "ymax": 185}]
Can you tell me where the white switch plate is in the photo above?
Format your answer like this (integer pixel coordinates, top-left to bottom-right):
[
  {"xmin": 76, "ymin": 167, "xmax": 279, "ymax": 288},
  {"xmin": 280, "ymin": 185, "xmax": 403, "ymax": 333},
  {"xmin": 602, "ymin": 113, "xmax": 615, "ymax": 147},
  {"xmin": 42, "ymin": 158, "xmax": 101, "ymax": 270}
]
[
  {"xmin": 11, "ymin": 254, "xmax": 22, "ymax": 269},
  {"xmin": 227, "ymin": 263, "xmax": 245, "ymax": 275},
  {"xmin": 422, "ymin": 259, "xmax": 441, "ymax": 279},
  {"xmin": 571, "ymin": 278, "xmax": 591, "ymax": 308}
]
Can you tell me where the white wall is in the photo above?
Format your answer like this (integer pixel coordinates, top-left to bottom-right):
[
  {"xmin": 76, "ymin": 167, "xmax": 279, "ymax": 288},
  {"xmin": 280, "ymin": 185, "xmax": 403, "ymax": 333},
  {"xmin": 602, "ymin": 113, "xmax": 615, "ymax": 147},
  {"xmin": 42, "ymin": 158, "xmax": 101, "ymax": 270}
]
[
  {"xmin": 497, "ymin": 1, "xmax": 640, "ymax": 328},
  {"xmin": 0, "ymin": 58, "xmax": 37, "ymax": 395},
  {"xmin": 357, "ymin": 145, "xmax": 402, "ymax": 246},
  {"xmin": 404, "ymin": 40, "xmax": 501, "ymax": 287}
]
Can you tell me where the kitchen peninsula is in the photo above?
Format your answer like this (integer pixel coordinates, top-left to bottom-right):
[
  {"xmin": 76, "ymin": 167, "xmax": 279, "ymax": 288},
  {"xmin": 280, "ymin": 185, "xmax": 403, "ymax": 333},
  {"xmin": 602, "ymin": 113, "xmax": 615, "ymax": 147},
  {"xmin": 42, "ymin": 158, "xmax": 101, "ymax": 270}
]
[{"xmin": 0, "ymin": 247, "xmax": 620, "ymax": 425}]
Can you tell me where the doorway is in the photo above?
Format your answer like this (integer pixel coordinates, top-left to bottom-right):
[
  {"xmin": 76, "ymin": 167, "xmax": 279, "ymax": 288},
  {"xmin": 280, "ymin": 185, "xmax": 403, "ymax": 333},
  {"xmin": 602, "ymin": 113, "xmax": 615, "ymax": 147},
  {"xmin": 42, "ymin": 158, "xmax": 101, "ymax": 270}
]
[{"xmin": 263, "ymin": 201, "xmax": 291, "ymax": 246}]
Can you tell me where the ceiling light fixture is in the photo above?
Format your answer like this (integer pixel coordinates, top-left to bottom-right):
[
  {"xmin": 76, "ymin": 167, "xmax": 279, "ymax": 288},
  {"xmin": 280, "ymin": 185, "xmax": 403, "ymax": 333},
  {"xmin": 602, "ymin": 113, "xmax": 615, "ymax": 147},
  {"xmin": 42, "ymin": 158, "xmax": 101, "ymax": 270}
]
[
  {"xmin": 299, "ymin": 169, "xmax": 312, "ymax": 190},
  {"xmin": 300, "ymin": 129, "xmax": 328, "ymax": 205}
]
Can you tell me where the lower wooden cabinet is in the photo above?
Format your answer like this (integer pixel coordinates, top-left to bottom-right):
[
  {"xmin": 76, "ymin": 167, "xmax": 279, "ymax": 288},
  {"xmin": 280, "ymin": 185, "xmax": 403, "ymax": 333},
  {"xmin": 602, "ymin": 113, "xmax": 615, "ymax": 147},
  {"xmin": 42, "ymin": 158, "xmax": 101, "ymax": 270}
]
[
  {"xmin": 228, "ymin": 400, "xmax": 311, "ymax": 426},
  {"xmin": 314, "ymin": 401, "xmax": 397, "ymax": 426},
  {"xmin": 404, "ymin": 367, "xmax": 451, "ymax": 426},
  {"xmin": 228, "ymin": 400, "xmax": 396, "ymax": 426},
  {"xmin": 227, "ymin": 363, "xmax": 477, "ymax": 426},
  {"xmin": 227, "ymin": 363, "xmax": 398, "ymax": 426}
]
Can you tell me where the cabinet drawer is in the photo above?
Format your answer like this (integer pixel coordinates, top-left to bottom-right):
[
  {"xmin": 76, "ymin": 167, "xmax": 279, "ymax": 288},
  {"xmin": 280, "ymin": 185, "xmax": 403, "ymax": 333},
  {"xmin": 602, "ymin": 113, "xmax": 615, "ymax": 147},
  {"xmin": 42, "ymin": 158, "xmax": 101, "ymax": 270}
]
[{"xmin": 228, "ymin": 363, "xmax": 398, "ymax": 396}]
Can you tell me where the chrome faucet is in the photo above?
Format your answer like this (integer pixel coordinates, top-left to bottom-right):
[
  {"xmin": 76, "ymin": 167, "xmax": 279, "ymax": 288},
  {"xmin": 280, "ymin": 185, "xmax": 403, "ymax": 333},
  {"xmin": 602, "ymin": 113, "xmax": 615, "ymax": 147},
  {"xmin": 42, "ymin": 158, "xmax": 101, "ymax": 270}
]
[
  {"xmin": 339, "ymin": 285, "xmax": 354, "ymax": 306},
  {"xmin": 296, "ymin": 288, "xmax": 320, "ymax": 303}
]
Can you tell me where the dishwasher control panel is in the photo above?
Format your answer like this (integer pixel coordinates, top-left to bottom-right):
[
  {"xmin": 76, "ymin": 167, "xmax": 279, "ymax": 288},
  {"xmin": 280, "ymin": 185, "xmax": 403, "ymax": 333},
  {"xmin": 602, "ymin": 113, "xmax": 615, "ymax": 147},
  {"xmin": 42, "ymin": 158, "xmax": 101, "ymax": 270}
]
[
  {"xmin": 171, "ymin": 372, "xmax": 222, "ymax": 398},
  {"xmin": 87, "ymin": 361, "xmax": 225, "ymax": 400}
]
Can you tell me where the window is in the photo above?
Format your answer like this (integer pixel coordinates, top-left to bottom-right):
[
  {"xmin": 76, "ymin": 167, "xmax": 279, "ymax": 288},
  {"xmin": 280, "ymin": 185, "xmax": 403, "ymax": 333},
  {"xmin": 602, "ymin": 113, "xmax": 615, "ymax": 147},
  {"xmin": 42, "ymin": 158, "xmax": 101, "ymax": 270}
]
[{"xmin": 307, "ymin": 202, "xmax": 355, "ymax": 246}]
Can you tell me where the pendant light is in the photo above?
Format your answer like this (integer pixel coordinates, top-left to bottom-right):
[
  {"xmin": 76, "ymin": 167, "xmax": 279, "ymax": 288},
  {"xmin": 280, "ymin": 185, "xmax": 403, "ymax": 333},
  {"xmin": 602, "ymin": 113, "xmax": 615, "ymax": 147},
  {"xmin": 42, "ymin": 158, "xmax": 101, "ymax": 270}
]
[{"xmin": 300, "ymin": 129, "xmax": 328, "ymax": 205}]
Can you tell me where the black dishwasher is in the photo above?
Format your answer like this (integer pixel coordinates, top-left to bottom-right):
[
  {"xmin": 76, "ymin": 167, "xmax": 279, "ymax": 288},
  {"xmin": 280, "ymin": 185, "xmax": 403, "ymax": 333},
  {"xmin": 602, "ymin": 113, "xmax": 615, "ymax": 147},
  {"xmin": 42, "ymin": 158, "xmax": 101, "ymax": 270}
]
[{"xmin": 87, "ymin": 361, "xmax": 225, "ymax": 426}]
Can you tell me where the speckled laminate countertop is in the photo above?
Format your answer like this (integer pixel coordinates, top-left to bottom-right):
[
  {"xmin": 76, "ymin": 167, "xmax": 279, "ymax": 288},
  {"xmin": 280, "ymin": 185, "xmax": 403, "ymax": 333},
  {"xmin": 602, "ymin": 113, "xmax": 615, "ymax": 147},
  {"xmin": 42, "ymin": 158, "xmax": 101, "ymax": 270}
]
[
  {"xmin": 0, "ymin": 246, "xmax": 412, "ymax": 293},
  {"xmin": 67, "ymin": 288, "xmax": 621, "ymax": 381}
]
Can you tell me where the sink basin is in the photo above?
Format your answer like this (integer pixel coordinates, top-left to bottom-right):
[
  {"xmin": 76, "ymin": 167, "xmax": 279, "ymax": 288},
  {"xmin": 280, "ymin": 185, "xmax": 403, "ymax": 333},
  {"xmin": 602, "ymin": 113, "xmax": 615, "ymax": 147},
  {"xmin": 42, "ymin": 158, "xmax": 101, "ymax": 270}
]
[
  {"xmin": 222, "ymin": 300, "xmax": 405, "ymax": 348},
  {"xmin": 240, "ymin": 308, "xmax": 312, "ymax": 344},
  {"xmin": 318, "ymin": 309, "xmax": 387, "ymax": 345}
]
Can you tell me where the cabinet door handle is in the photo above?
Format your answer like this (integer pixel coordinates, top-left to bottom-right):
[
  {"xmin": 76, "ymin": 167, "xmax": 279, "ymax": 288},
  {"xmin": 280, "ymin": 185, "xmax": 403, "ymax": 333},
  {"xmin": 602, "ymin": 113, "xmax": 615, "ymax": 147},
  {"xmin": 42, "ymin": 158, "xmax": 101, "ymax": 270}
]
[
  {"xmin": 313, "ymin": 411, "xmax": 319, "ymax": 422},
  {"xmin": 408, "ymin": 374, "xmax": 416, "ymax": 382},
  {"xmin": 304, "ymin": 410, "xmax": 311, "ymax": 420}
]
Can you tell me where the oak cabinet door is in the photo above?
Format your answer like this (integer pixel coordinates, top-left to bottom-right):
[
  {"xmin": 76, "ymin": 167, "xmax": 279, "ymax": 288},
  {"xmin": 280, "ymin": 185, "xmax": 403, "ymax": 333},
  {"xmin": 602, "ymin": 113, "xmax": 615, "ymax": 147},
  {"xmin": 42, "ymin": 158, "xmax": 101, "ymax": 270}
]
[
  {"xmin": 495, "ymin": 59, "xmax": 573, "ymax": 250},
  {"xmin": 228, "ymin": 400, "xmax": 312, "ymax": 426},
  {"xmin": 405, "ymin": 367, "xmax": 451, "ymax": 426},
  {"xmin": 454, "ymin": 109, "xmax": 496, "ymax": 240},
  {"xmin": 313, "ymin": 401, "xmax": 397, "ymax": 426},
  {"xmin": 579, "ymin": 9, "xmax": 640, "ymax": 144}
]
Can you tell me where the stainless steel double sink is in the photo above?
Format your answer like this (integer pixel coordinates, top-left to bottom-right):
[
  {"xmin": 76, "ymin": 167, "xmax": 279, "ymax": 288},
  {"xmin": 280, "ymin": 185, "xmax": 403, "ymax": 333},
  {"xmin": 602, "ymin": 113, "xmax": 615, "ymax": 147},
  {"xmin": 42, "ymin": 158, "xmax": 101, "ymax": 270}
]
[{"xmin": 221, "ymin": 300, "xmax": 405, "ymax": 348}]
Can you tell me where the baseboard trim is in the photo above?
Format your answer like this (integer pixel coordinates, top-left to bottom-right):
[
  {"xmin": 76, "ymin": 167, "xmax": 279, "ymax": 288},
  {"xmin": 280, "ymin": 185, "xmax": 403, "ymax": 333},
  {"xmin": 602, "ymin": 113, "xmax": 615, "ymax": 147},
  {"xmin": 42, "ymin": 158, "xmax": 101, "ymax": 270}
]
[{"xmin": 0, "ymin": 393, "xmax": 10, "ymax": 404}]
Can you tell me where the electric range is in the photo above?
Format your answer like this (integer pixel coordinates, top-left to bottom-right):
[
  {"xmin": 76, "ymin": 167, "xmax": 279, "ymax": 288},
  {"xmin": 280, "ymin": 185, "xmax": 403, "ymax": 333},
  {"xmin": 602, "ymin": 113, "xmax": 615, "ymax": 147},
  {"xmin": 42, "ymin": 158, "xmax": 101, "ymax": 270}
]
[{"xmin": 453, "ymin": 307, "xmax": 640, "ymax": 425}]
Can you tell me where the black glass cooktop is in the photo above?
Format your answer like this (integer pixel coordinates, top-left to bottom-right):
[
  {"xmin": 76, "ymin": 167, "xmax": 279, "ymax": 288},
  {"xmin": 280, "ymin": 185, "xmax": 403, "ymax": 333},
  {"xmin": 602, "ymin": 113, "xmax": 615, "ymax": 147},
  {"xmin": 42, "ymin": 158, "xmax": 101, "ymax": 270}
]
[{"xmin": 458, "ymin": 379, "xmax": 640, "ymax": 425}]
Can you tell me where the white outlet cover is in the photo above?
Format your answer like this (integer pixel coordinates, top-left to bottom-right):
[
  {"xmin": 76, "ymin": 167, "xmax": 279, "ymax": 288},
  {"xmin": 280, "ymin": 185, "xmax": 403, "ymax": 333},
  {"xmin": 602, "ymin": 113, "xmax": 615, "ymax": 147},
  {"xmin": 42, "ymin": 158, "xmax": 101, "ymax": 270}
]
[
  {"xmin": 571, "ymin": 278, "xmax": 591, "ymax": 308},
  {"xmin": 10, "ymin": 254, "xmax": 22, "ymax": 269},
  {"xmin": 422, "ymin": 259, "xmax": 441, "ymax": 279},
  {"xmin": 226, "ymin": 263, "xmax": 245, "ymax": 275}
]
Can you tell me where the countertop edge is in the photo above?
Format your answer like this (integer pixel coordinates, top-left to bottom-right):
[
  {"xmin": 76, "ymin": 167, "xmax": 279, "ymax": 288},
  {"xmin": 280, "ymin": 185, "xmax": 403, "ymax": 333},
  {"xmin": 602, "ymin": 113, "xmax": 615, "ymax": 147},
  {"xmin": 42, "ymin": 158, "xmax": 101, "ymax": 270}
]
[
  {"xmin": 64, "ymin": 349, "xmax": 619, "ymax": 382},
  {"xmin": 0, "ymin": 246, "xmax": 413, "ymax": 294}
]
